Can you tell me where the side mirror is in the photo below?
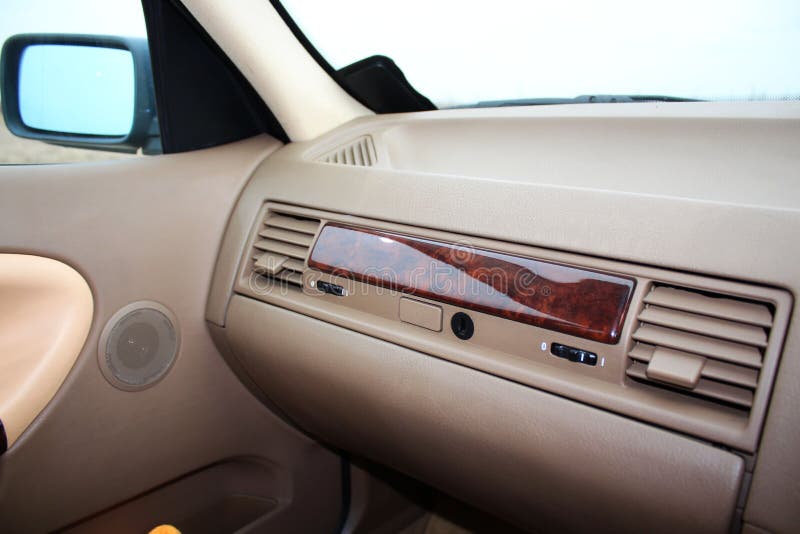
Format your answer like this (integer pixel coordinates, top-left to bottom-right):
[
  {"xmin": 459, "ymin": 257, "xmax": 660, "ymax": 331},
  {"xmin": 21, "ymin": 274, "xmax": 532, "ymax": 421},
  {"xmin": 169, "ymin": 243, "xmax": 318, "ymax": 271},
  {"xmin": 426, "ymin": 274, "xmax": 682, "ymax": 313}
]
[{"xmin": 0, "ymin": 34, "xmax": 160, "ymax": 154}]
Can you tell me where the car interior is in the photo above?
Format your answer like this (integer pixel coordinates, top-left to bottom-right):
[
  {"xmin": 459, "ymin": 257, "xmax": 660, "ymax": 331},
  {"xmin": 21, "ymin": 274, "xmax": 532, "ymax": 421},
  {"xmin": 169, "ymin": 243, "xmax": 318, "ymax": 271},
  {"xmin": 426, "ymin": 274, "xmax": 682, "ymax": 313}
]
[{"xmin": 0, "ymin": 1, "xmax": 798, "ymax": 533}]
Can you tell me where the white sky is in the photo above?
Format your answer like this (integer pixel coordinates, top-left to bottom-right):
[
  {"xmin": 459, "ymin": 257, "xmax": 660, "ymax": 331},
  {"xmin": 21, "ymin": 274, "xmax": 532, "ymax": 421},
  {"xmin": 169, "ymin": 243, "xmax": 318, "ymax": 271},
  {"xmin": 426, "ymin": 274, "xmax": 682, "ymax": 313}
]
[
  {"xmin": 3, "ymin": 0, "xmax": 799, "ymax": 108},
  {"xmin": 283, "ymin": 0, "xmax": 800, "ymax": 106},
  {"xmin": 0, "ymin": 0, "xmax": 146, "ymax": 44}
]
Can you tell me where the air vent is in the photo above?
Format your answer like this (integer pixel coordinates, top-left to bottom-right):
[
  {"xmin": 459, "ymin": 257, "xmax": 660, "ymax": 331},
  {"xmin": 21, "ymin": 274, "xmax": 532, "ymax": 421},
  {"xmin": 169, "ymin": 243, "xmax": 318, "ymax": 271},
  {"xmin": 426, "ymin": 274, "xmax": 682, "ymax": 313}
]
[
  {"xmin": 251, "ymin": 211, "xmax": 321, "ymax": 287},
  {"xmin": 627, "ymin": 284, "xmax": 774, "ymax": 410},
  {"xmin": 317, "ymin": 136, "xmax": 377, "ymax": 167}
]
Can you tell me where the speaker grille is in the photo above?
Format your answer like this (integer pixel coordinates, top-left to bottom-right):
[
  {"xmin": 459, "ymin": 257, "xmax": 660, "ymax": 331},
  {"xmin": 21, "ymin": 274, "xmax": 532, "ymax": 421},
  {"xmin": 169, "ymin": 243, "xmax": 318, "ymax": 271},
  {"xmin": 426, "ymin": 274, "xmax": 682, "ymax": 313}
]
[{"xmin": 98, "ymin": 302, "xmax": 179, "ymax": 391}]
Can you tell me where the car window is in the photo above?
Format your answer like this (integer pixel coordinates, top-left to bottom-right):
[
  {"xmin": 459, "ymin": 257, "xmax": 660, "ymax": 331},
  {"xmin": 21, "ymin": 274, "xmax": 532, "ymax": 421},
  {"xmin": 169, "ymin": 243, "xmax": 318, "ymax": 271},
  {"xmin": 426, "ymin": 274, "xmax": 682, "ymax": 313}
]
[
  {"xmin": 0, "ymin": 0, "xmax": 154, "ymax": 164},
  {"xmin": 281, "ymin": 0, "xmax": 800, "ymax": 109}
]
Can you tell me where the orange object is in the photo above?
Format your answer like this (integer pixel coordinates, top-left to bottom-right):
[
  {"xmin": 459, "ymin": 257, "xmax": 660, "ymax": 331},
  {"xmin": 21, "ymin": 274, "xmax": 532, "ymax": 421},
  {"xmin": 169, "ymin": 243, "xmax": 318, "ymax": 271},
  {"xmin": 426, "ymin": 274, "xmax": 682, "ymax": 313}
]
[{"xmin": 148, "ymin": 525, "xmax": 181, "ymax": 534}]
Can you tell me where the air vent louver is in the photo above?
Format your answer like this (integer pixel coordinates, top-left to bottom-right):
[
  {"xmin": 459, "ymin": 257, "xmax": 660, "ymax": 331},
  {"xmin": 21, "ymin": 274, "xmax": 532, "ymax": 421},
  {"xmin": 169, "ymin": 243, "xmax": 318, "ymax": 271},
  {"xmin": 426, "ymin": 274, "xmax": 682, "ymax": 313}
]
[
  {"xmin": 251, "ymin": 211, "xmax": 321, "ymax": 287},
  {"xmin": 317, "ymin": 136, "xmax": 376, "ymax": 167},
  {"xmin": 627, "ymin": 285, "xmax": 773, "ymax": 410}
]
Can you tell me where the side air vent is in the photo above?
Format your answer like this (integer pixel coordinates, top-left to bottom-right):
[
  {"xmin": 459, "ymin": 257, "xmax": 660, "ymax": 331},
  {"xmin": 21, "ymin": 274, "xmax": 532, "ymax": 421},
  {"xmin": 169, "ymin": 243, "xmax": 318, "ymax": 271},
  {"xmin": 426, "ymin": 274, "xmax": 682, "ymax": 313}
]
[
  {"xmin": 251, "ymin": 211, "xmax": 321, "ymax": 287},
  {"xmin": 317, "ymin": 136, "xmax": 377, "ymax": 167},
  {"xmin": 627, "ymin": 284, "xmax": 774, "ymax": 410}
]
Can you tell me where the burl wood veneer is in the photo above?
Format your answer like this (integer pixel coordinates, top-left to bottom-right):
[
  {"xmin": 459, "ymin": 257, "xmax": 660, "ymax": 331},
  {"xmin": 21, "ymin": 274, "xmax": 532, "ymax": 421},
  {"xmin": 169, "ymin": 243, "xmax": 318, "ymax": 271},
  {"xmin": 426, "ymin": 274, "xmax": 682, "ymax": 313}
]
[{"xmin": 308, "ymin": 224, "xmax": 634, "ymax": 343}]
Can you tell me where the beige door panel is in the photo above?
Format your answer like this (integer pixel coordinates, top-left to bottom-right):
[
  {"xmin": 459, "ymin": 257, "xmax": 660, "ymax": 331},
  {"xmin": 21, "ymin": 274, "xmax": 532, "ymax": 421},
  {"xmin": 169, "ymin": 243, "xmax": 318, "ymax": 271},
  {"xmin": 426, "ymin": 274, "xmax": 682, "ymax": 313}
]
[
  {"xmin": 0, "ymin": 254, "xmax": 93, "ymax": 448},
  {"xmin": 0, "ymin": 136, "xmax": 343, "ymax": 533}
]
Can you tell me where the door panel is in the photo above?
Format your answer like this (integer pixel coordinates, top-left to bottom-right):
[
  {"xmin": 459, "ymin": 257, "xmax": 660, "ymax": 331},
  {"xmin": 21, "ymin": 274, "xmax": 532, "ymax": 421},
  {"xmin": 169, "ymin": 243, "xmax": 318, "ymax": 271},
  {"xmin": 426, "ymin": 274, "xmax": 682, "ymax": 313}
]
[
  {"xmin": 0, "ymin": 254, "xmax": 92, "ymax": 450},
  {"xmin": 0, "ymin": 136, "xmax": 342, "ymax": 533}
]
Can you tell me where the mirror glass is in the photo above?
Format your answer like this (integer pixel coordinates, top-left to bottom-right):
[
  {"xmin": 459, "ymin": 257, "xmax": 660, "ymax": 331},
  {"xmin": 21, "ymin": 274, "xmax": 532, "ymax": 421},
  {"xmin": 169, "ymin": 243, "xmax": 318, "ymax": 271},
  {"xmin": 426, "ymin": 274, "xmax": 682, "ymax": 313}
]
[{"xmin": 18, "ymin": 44, "xmax": 135, "ymax": 136}]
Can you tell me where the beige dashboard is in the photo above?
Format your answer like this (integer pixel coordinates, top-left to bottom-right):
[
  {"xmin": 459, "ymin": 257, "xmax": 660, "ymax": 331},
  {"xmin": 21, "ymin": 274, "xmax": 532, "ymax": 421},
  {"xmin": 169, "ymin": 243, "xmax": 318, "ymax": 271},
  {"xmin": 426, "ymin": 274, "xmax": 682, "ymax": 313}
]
[{"xmin": 206, "ymin": 102, "xmax": 800, "ymax": 533}]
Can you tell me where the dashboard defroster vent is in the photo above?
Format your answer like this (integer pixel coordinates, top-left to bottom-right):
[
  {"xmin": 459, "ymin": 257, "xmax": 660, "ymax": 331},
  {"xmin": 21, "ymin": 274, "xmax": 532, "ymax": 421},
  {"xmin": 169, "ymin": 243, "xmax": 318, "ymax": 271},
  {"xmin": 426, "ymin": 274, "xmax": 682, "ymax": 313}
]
[
  {"xmin": 251, "ymin": 210, "xmax": 321, "ymax": 287},
  {"xmin": 627, "ymin": 284, "xmax": 773, "ymax": 411},
  {"xmin": 317, "ymin": 135, "xmax": 377, "ymax": 167}
]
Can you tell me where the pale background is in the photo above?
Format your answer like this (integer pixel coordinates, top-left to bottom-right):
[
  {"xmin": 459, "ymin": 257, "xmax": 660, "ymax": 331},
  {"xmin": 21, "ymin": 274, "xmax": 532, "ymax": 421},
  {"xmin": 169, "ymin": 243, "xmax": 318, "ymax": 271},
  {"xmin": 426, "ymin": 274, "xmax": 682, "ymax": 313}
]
[
  {"xmin": 1, "ymin": 0, "xmax": 799, "ymax": 163},
  {"xmin": 283, "ymin": 0, "xmax": 800, "ymax": 106}
]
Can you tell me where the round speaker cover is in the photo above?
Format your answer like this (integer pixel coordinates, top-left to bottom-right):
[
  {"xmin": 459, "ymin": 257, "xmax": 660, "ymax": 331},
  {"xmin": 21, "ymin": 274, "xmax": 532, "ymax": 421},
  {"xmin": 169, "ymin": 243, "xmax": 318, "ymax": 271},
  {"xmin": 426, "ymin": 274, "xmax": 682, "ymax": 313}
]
[{"xmin": 98, "ymin": 301, "xmax": 179, "ymax": 391}]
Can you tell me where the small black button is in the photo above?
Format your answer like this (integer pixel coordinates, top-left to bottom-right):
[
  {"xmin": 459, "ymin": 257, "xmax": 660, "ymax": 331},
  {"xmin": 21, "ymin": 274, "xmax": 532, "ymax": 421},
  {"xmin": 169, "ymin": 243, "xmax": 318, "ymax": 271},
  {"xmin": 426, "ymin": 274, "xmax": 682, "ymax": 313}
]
[
  {"xmin": 550, "ymin": 343, "xmax": 569, "ymax": 358},
  {"xmin": 317, "ymin": 281, "xmax": 346, "ymax": 296},
  {"xmin": 574, "ymin": 349, "xmax": 598, "ymax": 366},
  {"xmin": 451, "ymin": 312, "xmax": 474, "ymax": 340},
  {"xmin": 549, "ymin": 343, "xmax": 598, "ymax": 367}
]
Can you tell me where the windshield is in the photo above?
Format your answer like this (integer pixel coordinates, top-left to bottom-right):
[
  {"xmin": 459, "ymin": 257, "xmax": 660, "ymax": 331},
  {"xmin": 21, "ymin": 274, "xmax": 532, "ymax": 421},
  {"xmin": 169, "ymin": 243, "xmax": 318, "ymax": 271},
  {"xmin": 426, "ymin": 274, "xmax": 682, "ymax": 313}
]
[{"xmin": 280, "ymin": 0, "xmax": 800, "ymax": 108}]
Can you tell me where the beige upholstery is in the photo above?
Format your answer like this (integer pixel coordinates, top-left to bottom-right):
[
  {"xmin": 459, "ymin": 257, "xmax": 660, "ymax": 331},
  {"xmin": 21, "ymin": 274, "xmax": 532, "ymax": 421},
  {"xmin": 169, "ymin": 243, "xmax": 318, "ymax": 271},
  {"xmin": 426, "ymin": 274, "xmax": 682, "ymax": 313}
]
[{"xmin": 0, "ymin": 254, "xmax": 93, "ymax": 447}]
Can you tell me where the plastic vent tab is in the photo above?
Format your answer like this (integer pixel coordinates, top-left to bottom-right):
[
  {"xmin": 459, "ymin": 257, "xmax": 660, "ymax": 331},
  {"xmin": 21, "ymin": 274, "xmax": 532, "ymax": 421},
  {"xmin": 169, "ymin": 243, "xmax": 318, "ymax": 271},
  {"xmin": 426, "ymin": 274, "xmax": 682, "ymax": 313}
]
[
  {"xmin": 627, "ymin": 285, "xmax": 773, "ymax": 410},
  {"xmin": 317, "ymin": 135, "xmax": 377, "ymax": 167},
  {"xmin": 252, "ymin": 211, "xmax": 321, "ymax": 287}
]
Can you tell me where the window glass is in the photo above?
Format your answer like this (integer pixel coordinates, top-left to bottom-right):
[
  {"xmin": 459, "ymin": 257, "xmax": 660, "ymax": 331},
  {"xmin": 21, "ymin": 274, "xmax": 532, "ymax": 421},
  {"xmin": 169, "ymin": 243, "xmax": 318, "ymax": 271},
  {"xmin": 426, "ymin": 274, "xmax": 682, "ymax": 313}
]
[
  {"xmin": 0, "ymin": 0, "xmax": 150, "ymax": 164},
  {"xmin": 281, "ymin": 0, "xmax": 800, "ymax": 108}
]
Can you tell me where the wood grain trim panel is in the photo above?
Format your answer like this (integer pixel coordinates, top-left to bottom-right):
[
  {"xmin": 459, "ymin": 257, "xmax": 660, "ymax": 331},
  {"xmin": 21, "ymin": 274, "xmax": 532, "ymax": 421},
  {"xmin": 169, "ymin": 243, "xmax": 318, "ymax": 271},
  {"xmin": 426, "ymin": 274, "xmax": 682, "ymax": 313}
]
[{"xmin": 308, "ymin": 224, "xmax": 635, "ymax": 344}]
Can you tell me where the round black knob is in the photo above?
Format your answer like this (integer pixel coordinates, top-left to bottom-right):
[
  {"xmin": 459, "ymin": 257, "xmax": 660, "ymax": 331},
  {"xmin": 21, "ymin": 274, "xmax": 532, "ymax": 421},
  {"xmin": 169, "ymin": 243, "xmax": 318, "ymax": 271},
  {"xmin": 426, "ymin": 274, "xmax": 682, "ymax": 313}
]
[{"xmin": 451, "ymin": 312, "xmax": 474, "ymax": 340}]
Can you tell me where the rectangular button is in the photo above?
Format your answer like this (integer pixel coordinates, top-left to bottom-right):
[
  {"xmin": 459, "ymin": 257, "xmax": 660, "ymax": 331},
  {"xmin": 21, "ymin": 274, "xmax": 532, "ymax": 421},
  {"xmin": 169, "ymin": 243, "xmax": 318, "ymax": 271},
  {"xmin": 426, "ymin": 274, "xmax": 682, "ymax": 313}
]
[
  {"xmin": 551, "ymin": 343, "xmax": 598, "ymax": 366},
  {"xmin": 317, "ymin": 280, "xmax": 347, "ymax": 296},
  {"xmin": 399, "ymin": 297, "xmax": 442, "ymax": 332}
]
